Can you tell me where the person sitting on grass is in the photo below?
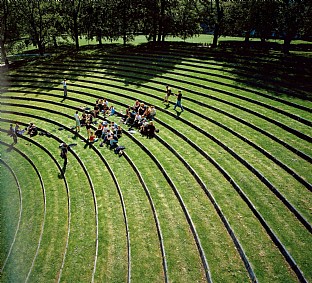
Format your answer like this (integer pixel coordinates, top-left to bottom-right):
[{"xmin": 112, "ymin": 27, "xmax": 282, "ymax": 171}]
[
  {"xmin": 89, "ymin": 131, "xmax": 98, "ymax": 143},
  {"xmin": 139, "ymin": 120, "xmax": 149, "ymax": 136},
  {"xmin": 100, "ymin": 129, "xmax": 111, "ymax": 147},
  {"xmin": 108, "ymin": 134, "xmax": 118, "ymax": 149},
  {"xmin": 137, "ymin": 103, "xmax": 146, "ymax": 116},
  {"xmin": 27, "ymin": 123, "xmax": 38, "ymax": 137},
  {"xmin": 116, "ymin": 125, "xmax": 123, "ymax": 139},
  {"xmin": 124, "ymin": 110, "xmax": 136, "ymax": 125},
  {"xmin": 145, "ymin": 105, "xmax": 156, "ymax": 120},
  {"xmin": 132, "ymin": 113, "xmax": 142, "ymax": 128},
  {"xmin": 147, "ymin": 121, "xmax": 156, "ymax": 138},
  {"xmin": 133, "ymin": 100, "xmax": 140, "ymax": 112},
  {"xmin": 108, "ymin": 105, "xmax": 116, "ymax": 116},
  {"xmin": 80, "ymin": 111, "xmax": 87, "ymax": 126},
  {"xmin": 95, "ymin": 124, "xmax": 103, "ymax": 138}
]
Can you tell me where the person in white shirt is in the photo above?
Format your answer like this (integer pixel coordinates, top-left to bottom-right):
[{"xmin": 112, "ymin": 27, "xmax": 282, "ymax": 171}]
[
  {"xmin": 63, "ymin": 79, "xmax": 67, "ymax": 97},
  {"xmin": 74, "ymin": 110, "xmax": 80, "ymax": 132}
]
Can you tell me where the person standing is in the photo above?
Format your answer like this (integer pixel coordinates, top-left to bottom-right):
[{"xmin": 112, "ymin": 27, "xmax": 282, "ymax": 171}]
[
  {"xmin": 63, "ymin": 79, "xmax": 67, "ymax": 97},
  {"xmin": 86, "ymin": 121, "xmax": 92, "ymax": 140},
  {"xmin": 74, "ymin": 111, "xmax": 80, "ymax": 132},
  {"xmin": 60, "ymin": 143, "xmax": 68, "ymax": 169},
  {"xmin": 8, "ymin": 124, "xmax": 17, "ymax": 144},
  {"xmin": 173, "ymin": 90, "xmax": 184, "ymax": 112},
  {"xmin": 163, "ymin": 85, "xmax": 172, "ymax": 104}
]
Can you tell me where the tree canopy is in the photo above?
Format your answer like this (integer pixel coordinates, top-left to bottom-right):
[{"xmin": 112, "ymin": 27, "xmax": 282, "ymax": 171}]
[{"xmin": 1, "ymin": 0, "xmax": 311, "ymax": 64}]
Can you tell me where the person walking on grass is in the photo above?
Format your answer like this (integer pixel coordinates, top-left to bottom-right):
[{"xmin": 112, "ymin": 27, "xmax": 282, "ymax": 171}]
[
  {"xmin": 63, "ymin": 79, "xmax": 67, "ymax": 97},
  {"xmin": 173, "ymin": 90, "xmax": 184, "ymax": 112},
  {"xmin": 74, "ymin": 110, "xmax": 80, "ymax": 132},
  {"xmin": 60, "ymin": 143, "xmax": 68, "ymax": 170}
]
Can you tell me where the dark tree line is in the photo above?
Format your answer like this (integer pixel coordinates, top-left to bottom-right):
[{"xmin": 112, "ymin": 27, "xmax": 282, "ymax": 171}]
[{"xmin": 1, "ymin": 0, "xmax": 311, "ymax": 65}]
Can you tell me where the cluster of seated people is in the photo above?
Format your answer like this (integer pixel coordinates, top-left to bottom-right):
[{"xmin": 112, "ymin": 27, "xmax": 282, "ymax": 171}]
[
  {"xmin": 27, "ymin": 123, "xmax": 38, "ymax": 137},
  {"xmin": 93, "ymin": 98, "xmax": 116, "ymax": 118},
  {"xmin": 91, "ymin": 121, "xmax": 123, "ymax": 149},
  {"xmin": 121, "ymin": 100, "xmax": 157, "ymax": 138},
  {"xmin": 78, "ymin": 98, "xmax": 157, "ymax": 152}
]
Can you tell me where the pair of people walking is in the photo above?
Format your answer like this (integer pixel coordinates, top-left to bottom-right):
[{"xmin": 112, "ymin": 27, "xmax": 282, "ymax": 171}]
[{"xmin": 164, "ymin": 85, "xmax": 184, "ymax": 111}]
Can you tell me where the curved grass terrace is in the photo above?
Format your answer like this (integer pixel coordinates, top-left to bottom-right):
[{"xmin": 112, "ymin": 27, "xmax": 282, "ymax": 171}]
[{"xmin": 0, "ymin": 41, "xmax": 311, "ymax": 283}]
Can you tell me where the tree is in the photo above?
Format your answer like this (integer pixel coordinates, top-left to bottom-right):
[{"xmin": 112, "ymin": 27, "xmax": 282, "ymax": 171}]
[
  {"xmin": 0, "ymin": 0, "xmax": 19, "ymax": 65},
  {"xmin": 278, "ymin": 0, "xmax": 310, "ymax": 53},
  {"xmin": 14, "ymin": 0, "xmax": 61, "ymax": 55},
  {"xmin": 60, "ymin": 0, "xmax": 83, "ymax": 50}
]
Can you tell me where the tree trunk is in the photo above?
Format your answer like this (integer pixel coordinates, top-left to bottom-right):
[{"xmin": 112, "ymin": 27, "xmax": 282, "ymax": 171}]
[
  {"xmin": 212, "ymin": 24, "xmax": 219, "ymax": 47},
  {"xmin": 212, "ymin": 0, "xmax": 222, "ymax": 47},
  {"xmin": 53, "ymin": 36, "xmax": 58, "ymax": 48},
  {"xmin": 158, "ymin": 0, "xmax": 165, "ymax": 42},
  {"xmin": 73, "ymin": 13, "xmax": 79, "ymax": 50},
  {"xmin": 37, "ymin": 41, "xmax": 45, "ymax": 55},
  {"xmin": 283, "ymin": 35, "xmax": 291, "ymax": 54},
  {"xmin": 98, "ymin": 30, "xmax": 102, "ymax": 46},
  {"xmin": 0, "ymin": 39, "xmax": 9, "ymax": 66}
]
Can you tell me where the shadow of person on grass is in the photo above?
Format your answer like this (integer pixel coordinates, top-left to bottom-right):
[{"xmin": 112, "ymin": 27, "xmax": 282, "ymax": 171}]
[{"xmin": 58, "ymin": 161, "xmax": 67, "ymax": 179}]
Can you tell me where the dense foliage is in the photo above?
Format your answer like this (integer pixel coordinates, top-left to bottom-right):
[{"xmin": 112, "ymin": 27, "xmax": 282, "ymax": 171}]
[{"xmin": 0, "ymin": 0, "xmax": 311, "ymax": 64}]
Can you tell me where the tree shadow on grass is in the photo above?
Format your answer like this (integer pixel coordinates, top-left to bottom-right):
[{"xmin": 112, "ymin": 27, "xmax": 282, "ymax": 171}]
[
  {"xmin": 4, "ymin": 41, "xmax": 311, "ymax": 100},
  {"xmin": 198, "ymin": 41, "xmax": 312, "ymax": 100},
  {"xmin": 86, "ymin": 42, "xmax": 186, "ymax": 87}
]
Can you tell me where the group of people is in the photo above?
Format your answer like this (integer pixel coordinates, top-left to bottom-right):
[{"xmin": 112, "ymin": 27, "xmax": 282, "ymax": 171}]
[
  {"xmin": 120, "ymin": 101, "xmax": 157, "ymax": 138},
  {"xmin": 8, "ymin": 122, "xmax": 37, "ymax": 144},
  {"xmin": 60, "ymin": 83, "xmax": 183, "ymax": 162}
]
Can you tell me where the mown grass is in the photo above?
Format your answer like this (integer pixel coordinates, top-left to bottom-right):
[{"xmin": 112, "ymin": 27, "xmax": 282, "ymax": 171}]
[{"xmin": 1, "ymin": 41, "xmax": 311, "ymax": 283}]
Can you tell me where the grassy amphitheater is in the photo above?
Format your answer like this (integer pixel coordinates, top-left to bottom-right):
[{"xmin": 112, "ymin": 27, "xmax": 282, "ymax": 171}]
[{"xmin": 0, "ymin": 40, "xmax": 311, "ymax": 283}]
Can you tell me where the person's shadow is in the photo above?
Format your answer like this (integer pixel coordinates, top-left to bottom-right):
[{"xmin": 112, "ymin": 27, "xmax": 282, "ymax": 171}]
[{"xmin": 58, "ymin": 161, "xmax": 67, "ymax": 179}]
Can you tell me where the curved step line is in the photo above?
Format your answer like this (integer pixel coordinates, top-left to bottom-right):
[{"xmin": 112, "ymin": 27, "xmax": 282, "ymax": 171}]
[
  {"xmin": 154, "ymin": 135, "xmax": 258, "ymax": 282},
  {"xmin": 3, "ymin": 97, "xmax": 311, "ymax": 230},
  {"xmin": 64, "ymin": 124, "xmax": 132, "ymax": 283},
  {"xmin": 2, "ymin": 118, "xmax": 99, "ymax": 283},
  {"xmin": 121, "ymin": 129, "xmax": 213, "ymax": 283},
  {"xmin": 0, "ymin": 123, "xmax": 72, "ymax": 283},
  {"xmin": 123, "ymin": 153, "xmax": 169, "ymax": 283},
  {"xmin": 65, "ymin": 140, "xmax": 99, "ymax": 283},
  {"xmin": 3, "ymin": 95, "xmax": 311, "ymax": 229},
  {"xmin": 53, "ymin": 53, "xmax": 312, "ymax": 111},
  {"xmin": 1, "ymin": 113, "xmax": 130, "ymax": 283},
  {"xmin": 20, "ymin": 65, "xmax": 312, "ymax": 128},
  {"xmin": 5, "ymin": 85, "xmax": 312, "ymax": 164},
  {"xmin": 125, "ymin": 48, "xmax": 312, "ymax": 100},
  {"xmin": 52, "ymin": 58, "xmax": 312, "ymax": 123},
  {"xmin": 3, "ymin": 89, "xmax": 309, "ymax": 281},
  {"xmin": 11, "ymin": 73, "xmax": 311, "ymax": 142},
  {"xmin": 5, "ymin": 98, "xmax": 210, "ymax": 282},
  {"xmin": 153, "ymin": 117, "xmax": 312, "ymax": 233},
  {"xmin": 0, "ymin": 139, "xmax": 47, "ymax": 283},
  {"xmin": 0, "ymin": 159, "xmax": 23, "ymax": 274},
  {"xmin": 154, "ymin": 126, "xmax": 309, "ymax": 282},
  {"xmin": 5, "ymin": 93, "xmax": 311, "ymax": 191},
  {"xmin": 3, "ymin": 93, "xmax": 311, "ymax": 190}
]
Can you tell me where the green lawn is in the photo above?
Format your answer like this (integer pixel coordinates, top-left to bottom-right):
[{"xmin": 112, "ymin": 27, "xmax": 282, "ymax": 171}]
[{"xmin": 0, "ymin": 41, "xmax": 311, "ymax": 283}]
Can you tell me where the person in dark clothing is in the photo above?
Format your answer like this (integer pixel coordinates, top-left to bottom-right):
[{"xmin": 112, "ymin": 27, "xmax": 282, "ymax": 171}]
[
  {"xmin": 60, "ymin": 143, "xmax": 68, "ymax": 170},
  {"xmin": 173, "ymin": 90, "xmax": 184, "ymax": 112},
  {"xmin": 147, "ymin": 121, "xmax": 156, "ymax": 138}
]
